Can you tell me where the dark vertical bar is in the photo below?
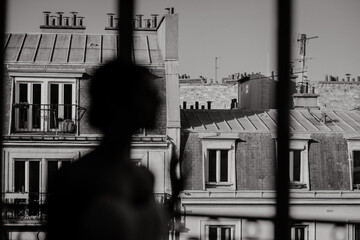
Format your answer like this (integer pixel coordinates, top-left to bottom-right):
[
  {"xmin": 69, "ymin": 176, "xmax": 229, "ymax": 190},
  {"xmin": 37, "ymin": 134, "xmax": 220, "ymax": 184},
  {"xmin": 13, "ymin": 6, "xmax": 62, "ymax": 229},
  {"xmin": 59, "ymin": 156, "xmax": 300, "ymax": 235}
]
[
  {"xmin": 0, "ymin": 0, "xmax": 6, "ymax": 234},
  {"xmin": 118, "ymin": 0, "xmax": 134, "ymax": 63},
  {"xmin": 275, "ymin": 0, "xmax": 292, "ymax": 240}
]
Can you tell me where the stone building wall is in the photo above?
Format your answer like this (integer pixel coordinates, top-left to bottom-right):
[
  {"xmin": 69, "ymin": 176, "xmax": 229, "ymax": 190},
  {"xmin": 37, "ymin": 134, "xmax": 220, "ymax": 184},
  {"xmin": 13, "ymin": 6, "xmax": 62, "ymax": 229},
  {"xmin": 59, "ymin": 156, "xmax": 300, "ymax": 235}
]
[
  {"xmin": 180, "ymin": 83, "xmax": 238, "ymax": 109},
  {"xmin": 315, "ymin": 82, "xmax": 360, "ymax": 110}
]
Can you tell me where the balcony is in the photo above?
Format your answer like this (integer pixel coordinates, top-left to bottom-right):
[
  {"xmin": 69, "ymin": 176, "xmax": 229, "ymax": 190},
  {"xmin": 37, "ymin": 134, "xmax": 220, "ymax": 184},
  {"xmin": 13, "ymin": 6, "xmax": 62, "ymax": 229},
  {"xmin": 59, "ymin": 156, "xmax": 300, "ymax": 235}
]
[
  {"xmin": 2, "ymin": 192, "xmax": 47, "ymax": 224},
  {"xmin": 12, "ymin": 103, "xmax": 86, "ymax": 134}
]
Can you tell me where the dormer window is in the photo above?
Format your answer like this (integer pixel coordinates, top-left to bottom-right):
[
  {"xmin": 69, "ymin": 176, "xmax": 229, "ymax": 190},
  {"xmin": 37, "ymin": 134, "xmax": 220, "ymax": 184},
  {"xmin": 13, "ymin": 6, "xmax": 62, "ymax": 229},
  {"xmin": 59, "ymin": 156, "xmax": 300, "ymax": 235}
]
[
  {"xmin": 200, "ymin": 133, "xmax": 238, "ymax": 190},
  {"xmin": 289, "ymin": 139, "xmax": 309, "ymax": 189}
]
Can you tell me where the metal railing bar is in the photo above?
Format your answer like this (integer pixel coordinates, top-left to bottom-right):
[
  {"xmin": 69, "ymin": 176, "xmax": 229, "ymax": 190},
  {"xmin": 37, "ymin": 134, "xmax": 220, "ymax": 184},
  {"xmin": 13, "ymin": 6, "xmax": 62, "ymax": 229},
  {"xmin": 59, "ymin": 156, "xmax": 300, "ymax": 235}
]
[
  {"xmin": 118, "ymin": 0, "xmax": 134, "ymax": 63},
  {"xmin": 0, "ymin": 0, "xmax": 6, "ymax": 232},
  {"xmin": 275, "ymin": 0, "xmax": 292, "ymax": 239}
]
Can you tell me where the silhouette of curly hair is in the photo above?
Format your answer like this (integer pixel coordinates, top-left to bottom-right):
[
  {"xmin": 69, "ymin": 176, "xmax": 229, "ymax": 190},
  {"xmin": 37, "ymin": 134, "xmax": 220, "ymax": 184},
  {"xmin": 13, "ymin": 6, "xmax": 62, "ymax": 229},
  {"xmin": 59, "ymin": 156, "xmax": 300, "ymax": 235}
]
[{"xmin": 89, "ymin": 60, "xmax": 160, "ymax": 134}]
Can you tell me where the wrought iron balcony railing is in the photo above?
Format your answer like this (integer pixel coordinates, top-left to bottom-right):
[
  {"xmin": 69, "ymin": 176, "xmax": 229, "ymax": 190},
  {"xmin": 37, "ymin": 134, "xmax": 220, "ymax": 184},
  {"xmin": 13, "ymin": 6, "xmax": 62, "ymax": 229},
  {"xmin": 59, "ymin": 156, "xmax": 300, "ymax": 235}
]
[
  {"xmin": 12, "ymin": 103, "xmax": 86, "ymax": 134},
  {"xmin": 2, "ymin": 192, "xmax": 47, "ymax": 224}
]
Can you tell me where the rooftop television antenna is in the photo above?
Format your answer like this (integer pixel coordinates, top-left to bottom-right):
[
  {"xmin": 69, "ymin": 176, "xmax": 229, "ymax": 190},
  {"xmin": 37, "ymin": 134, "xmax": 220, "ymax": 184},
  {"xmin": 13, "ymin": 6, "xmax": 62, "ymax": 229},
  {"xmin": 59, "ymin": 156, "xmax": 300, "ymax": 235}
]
[{"xmin": 297, "ymin": 34, "xmax": 318, "ymax": 83}]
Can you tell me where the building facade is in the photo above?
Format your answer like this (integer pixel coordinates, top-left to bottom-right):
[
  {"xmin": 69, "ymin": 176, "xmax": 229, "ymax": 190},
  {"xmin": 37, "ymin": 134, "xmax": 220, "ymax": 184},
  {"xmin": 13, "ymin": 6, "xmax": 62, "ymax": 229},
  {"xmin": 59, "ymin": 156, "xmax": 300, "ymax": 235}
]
[
  {"xmin": 2, "ymin": 10, "xmax": 180, "ymax": 240},
  {"xmin": 179, "ymin": 93, "xmax": 360, "ymax": 240}
]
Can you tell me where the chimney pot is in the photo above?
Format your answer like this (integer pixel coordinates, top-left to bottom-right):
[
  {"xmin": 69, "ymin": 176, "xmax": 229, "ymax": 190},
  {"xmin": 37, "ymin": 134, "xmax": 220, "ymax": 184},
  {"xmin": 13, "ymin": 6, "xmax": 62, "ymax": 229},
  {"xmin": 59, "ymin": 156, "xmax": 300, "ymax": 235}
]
[
  {"xmin": 50, "ymin": 15, "xmax": 57, "ymax": 26},
  {"xmin": 145, "ymin": 19, "xmax": 151, "ymax": 28},
  {"xmin": 358, "ymin": 76, "xmax": 360, "ymax": 82},
  {"xmin": 56, "ymin": 12, "xmax": 64, "ymax": 26},
  {"xmin": 43, "ymin": 11, "xmax": 51, "ymax": 26},
  {"xmin": 70, "ymin": 11, "xmax": 78, "ymax": 26},
  {"xmin": 107, "ymin": 13, "xmax": 115, "ymax": 28},
  {"xmin": 201, "ymin": 105, "xmax": 205, "ymax": 109},
  {"xmin": 64, "ymin": 17, "xmax": 70, "ymax": 26},
  {"xmin": 195, "ymin": 101, "xmax": 199, "ymax": 109},
  {"xmin": 183, "ymin": 102, "xmax": 187, "ymax": 109},
  {"xmin": 207, "ymin": 101, "xmax": 212, "ymax": 109},
  {"xmin": 78, "ymin": 17, "xmax": 84, "ymax": 27},
  {"xmin": 325, "ymin": 74, "xmax": 329, "ymax": 81},
  {"xmin": 151, "ymin": 14, "xmax": 158, "ymax": 28},
  {"xmin": 135, "ymin": 15, "xmax": 143, "ymax": 28}
]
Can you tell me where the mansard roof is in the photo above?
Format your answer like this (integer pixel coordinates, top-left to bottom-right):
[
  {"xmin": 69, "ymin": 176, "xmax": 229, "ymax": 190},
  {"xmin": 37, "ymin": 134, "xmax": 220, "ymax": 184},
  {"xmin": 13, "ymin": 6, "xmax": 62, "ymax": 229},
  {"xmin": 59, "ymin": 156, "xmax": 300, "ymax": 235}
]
[
  {"xmin": 181, "ymin": 109, "xmax": 360, "ymax": 134},
  {"xmin": 4, "ymin": 32, "xmax": 163, "ymax": 66}
]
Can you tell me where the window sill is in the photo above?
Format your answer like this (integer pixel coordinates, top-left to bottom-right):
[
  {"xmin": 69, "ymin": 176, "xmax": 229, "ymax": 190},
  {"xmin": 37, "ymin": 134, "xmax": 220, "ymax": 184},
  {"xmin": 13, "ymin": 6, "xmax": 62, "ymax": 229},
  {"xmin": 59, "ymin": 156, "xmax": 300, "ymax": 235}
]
[
  {"xmin": 206, "ymin": 182, "xmax": 234, "ymax": 190},
  {"xmin": 289, "ymin": 182, "xmax": 307, "ymax": 189}
]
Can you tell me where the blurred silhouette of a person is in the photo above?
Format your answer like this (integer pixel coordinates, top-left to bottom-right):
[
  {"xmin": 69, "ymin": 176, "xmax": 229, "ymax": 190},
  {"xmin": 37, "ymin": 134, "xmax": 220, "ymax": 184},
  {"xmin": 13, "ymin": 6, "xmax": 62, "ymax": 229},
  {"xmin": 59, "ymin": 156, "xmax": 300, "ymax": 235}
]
[{"xmin": 47, "ymin": 60, "xmax": 167, "ymax": 240}]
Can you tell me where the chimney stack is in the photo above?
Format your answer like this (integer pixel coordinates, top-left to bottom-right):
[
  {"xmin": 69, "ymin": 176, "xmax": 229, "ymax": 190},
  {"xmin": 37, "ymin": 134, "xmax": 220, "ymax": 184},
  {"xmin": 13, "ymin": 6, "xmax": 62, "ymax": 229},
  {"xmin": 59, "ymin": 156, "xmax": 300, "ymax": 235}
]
[
  {"xmin": 56, "ymin": 12, "xmax": 64, "ymax": 26},
  {"xmin": 43, "ymin": 11, "xmax": 51, "ymax": 26},
  {"xmin": 40, "ymin": 11, "xmax": 86, "ymax": 33},
  {"xmin": 207, "ymin": 101, "xmax": 212, "ymax": 109}
]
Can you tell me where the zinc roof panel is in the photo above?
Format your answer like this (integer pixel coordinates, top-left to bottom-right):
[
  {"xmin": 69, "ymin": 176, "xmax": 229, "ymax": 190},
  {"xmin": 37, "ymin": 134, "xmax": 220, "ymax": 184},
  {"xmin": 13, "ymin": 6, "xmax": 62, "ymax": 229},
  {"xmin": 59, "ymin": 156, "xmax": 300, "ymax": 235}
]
[
  {"xmin": 231, "ymin": 110, "xmax": 257, "ymax": 131},
  {"xmin": 134, "ymin": 49, "xmax": 150, "ymax": 64},
  {"xmin": 133, "ymin": 36, "xmax": 148, "ymax": 50},
  {"xmin": 290, "ymin": 110, "xmax": 319, "ymax": 131},
  {"xmin": 323, "ymin": 111, "xmax": 350, "ymax": 132},
  {"xmin": 208, "ymin": 111, "xmax": 230, "ymax": 131},
  {"xmin": 196, "ymin": 111, "xmax": 218, "ymax": 131},
  {"xmin": 334, "ymin": 111, "xmax": 360, "ymax": 131},
  {"xmin": 257, "ymin": 111, "xmax": 277, "ymax": 131},
  {"xmin": 220, "ymin": 110, "xmax": 244, "ymax": 131}
]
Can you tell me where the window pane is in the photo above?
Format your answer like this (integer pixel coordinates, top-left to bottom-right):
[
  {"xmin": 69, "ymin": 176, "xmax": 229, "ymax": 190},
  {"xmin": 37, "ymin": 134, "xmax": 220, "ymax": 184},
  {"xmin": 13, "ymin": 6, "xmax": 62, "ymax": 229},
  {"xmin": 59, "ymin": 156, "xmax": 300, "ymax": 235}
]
[
  {"xmin": 32, "ymin": 84, "xmax": 41, "ymax": 128},
  {"xmin": 64, "ymin": 84, "xmax": 72, "ymax": 119},
  {"xmin": 354, "ymin": 151, "xmax": 360, "ymax": 185},
  {"xmin": 19, "ymin": 83, "xmax": 28, "ymax": 128},
  {"xmin": 209, "ymin": 227, "xmax": 217, "ymax": 240},
  {"xmin": 29, "ymin": 161, "xmax": 40, "ymax": 193},
  {"xmin": 220, "ymin": 150, "xmax": 228, "ymax": 182},
  {"xmin": 208, "ymin": 150, "xmax": 217, "ymax": 182},
  {"xmin": 221, "ymin": 227, "xmax": 231, "ymax": 240},
  {"xmin": 290, "ymin": 150, "xmax": 301, "ymax": 182},
  {"xmin": 50, "ymin": 84, "xmax": 59, "ymax": 128},
  {"xmin": 47, "ymin": 161, "xmax": 59, "ymax": 190},
  {"xmin": 14, "ymin": 161, "xmax": 25, "ymax": 192},
  {"xmin": 355, "ymin": 224, "xmax": 360, "ymax": 240}
]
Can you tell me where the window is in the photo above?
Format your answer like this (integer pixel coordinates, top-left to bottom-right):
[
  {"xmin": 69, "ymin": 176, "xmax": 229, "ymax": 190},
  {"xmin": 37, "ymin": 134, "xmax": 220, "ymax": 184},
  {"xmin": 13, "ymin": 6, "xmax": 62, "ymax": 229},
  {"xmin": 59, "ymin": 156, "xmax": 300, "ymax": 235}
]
[
  {"xmin": 288, "ymin": 139, "xmax": 309, "ymax": 189},
  {"xmin": 208, "ymin": 149, "xmax": 229, "ymax": 184},
  {"xmin": 200, "ymin": 134, "xmax": 238, "ymax": 190},
  {"xmin": 13, "ymin": 158, "xmax": 73, "ymax": 194},
  {"xmin": 207, "ymin": 225, "xmax": 234, "ymax": 240},
  {"xmin": 354, "ymin": 224, "xmax": 360, "ymax": 240},
  {"xmin": 291, "ymin": 225, "xmax": 308, "ymax": 240},
  {"xmin": 201, "ymin": 220, "xmax": 240, "ymax": 240},
  {"xmin": 13, "ymin": 77, "xmax": 76, "ymax": 132},
  {"xmin": 353, "ymin": 151, "xmax": 360, "ymax": 189}
]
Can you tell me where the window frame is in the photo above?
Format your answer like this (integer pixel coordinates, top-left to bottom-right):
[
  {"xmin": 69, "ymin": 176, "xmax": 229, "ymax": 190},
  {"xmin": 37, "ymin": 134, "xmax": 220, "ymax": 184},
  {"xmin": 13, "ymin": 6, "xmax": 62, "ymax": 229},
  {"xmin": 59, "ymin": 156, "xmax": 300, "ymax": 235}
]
[
  {"xmin": 346, "ymin": 139, "xmax": 360, "ymax": 190},
  {"xmin": 288, "ymin": 138, "xmax": 310, "ymax": 190},
  {"xmin": 290, "ymin": 224, "xmax": 309, "ymax": 240},
  {"xmin": 201, "ymin": 219, "xmax": 240, "ymax": 240},
  {"xmin": 13, "ymin": 77, "xmax": 76, "ymax": 132},
  {"xmin": 200, "ymin": 133, "xmax": 238, "ymax": 191}
]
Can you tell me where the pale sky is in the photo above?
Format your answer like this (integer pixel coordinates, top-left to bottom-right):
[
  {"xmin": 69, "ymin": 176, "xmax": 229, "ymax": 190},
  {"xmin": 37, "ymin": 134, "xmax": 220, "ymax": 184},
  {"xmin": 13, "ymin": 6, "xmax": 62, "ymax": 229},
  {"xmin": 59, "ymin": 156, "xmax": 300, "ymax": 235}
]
[{"xmin": 6, "ymin": 0, "xmax": 360, "ymax": 82}]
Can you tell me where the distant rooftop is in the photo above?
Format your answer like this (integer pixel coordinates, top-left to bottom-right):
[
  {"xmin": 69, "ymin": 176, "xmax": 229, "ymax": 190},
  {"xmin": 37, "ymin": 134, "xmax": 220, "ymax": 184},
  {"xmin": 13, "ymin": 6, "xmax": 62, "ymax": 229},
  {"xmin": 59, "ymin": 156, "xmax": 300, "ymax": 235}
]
[{"xmin": 181, "ymin": 109, "xmax": 360, "ymax": 134}]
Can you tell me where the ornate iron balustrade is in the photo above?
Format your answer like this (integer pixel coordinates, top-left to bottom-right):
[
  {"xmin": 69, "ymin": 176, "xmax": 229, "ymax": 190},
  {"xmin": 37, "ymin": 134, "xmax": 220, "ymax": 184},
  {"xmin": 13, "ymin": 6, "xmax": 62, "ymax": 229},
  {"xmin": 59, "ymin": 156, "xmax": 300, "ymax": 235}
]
[
  {"xmin": 12, "ymin": 103, "xmax": 86, "ymax": 134},
  {"xmin": 2, "ymin": 193, "xmax": 47, "ymax": 224}
]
